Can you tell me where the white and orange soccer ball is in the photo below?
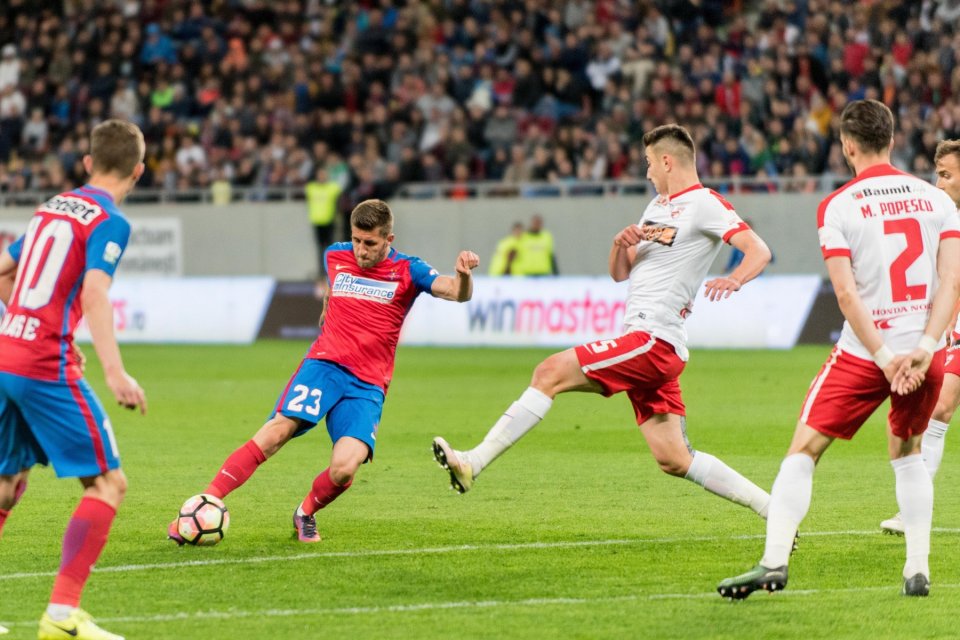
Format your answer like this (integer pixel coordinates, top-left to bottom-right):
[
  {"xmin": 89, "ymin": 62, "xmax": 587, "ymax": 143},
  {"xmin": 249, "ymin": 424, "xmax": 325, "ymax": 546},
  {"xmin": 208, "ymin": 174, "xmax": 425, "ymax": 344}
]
[{"xmin": 176, "ymin": 494, "xmax": 230, "ymax": 546}]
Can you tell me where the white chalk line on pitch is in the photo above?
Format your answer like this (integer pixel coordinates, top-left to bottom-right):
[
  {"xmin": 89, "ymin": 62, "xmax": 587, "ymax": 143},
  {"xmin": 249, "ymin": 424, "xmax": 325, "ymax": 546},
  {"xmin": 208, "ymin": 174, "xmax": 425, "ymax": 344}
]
[
  {"xmin": 2, "ymin": 527, "xmax": 959, "ymax": 582},
  {"xmin": 5, "ymin": 582, "xmax": 960, "ymax": 628}
]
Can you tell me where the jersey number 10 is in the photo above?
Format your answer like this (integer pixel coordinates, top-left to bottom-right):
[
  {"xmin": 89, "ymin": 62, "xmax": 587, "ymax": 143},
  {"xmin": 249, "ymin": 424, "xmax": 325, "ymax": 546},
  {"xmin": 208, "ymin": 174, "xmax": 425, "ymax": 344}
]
[{"xmin": 16, "ymin": 218, "xmax": 74, "ymax": 310}]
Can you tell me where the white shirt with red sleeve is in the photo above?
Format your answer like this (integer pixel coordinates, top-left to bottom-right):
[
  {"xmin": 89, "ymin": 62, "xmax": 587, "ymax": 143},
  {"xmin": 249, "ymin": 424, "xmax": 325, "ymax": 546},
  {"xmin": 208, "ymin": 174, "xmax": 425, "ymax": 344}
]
[
  {"xmin": 817, "ymin": 163, "xmax": 960, "ymax": 359},
  {"xmin": 623, "ymin": 184, "xmax": 749, "ymax": 361}
]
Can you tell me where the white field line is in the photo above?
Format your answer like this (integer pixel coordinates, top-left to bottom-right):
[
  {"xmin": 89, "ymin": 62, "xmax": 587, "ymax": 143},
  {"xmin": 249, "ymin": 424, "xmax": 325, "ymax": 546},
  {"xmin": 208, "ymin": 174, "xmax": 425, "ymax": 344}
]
[
  {"xmin": 2, "ymin": 527, "xmax": 959, "ymax": 582},
  {"xmin": 5, "ymin": 583, "xmax": 960, "ymax": 628}
]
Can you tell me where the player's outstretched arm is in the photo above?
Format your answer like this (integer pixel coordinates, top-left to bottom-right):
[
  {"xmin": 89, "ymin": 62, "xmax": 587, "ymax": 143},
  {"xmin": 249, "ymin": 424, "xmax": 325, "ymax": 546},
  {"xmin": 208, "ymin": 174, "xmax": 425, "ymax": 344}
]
[
  {"xmin": 431, "ymin": 250, "xmax": 480, "ymax": 302},
  {"xmin": 0, "ymin": 250, "xmax": 17, "ymax": 306},
  {"xmin": 892, "ymin": 236, "xmax": 960, "ymax": 394},
  {"xmin": 609, "ymin": 224, "xmax": 642, "ymax": 282},
  {"xmin": 703, "ymin": 230, "xmax": 771, "ymax": 301},
  {"xmin": 81, "ymin": 269, "xmax": 147, "ymax": 414}
]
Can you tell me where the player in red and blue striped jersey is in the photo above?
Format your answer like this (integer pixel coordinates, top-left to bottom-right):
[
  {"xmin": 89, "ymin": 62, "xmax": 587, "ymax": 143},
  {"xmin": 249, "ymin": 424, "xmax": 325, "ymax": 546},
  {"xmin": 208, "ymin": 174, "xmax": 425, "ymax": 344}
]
[
  {"xmin": 168, "ymin": 199, "xmax": 479, "ymax": 544},
  {"xmin": 0, "ymin": 119, "xmax": 147, "ymax": 640}
]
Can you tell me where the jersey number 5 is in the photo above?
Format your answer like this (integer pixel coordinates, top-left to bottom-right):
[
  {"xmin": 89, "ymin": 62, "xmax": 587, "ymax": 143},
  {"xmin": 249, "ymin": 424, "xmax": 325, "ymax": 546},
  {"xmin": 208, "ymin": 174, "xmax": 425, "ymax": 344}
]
[
  {"xmin": 884, "ymin": 218, "xmax": 927, "ymax": 303},
  {"xmin": 587, "ymin": 339, "xmax": 619, "ymax": 353},
  {"xmin": 17, "ymin": 218, "xmax": 74, "ymax": 310}
]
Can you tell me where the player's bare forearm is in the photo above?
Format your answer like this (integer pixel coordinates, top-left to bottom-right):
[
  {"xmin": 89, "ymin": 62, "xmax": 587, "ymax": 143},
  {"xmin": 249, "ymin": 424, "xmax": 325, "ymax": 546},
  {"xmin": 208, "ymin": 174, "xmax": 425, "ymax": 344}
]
[
  {"xmin": 726, "ymin": 230, "xmax": 771, "ymax": 287},
  {"xmin": 924, "ymin": 237, "xmax": 960, "ymax": 345},
  {"xmin": 0, "ymin": 250, "xmax": 17, "ymax": 306},
  {"xmin": 609, "ymin": 225, "xmax": 641, "ymax": 282},
  {"xmin": 81, "ymin": 273, "xmax": 125, "ymax": 376},
  {"xmin": 703, "ymin": 231, "xmax": 771, "ymax": 301},
  {"xmin": 826, "ymin": 256, "xmax": 886, "ymax": 356},
  {"xmin": 81, "ymin": 269, "xmax": 147, "ymax": 414},
  {"xmin": 432, "ymin": 250, "xmax": 479, "ymax": 302},
  {"xmin": 947, "ymin": 295, "xmax": 960, "ymax": 345},
  {"xmin": 317, "ymin": 287, "xmax": 331, "ymax": 329}
]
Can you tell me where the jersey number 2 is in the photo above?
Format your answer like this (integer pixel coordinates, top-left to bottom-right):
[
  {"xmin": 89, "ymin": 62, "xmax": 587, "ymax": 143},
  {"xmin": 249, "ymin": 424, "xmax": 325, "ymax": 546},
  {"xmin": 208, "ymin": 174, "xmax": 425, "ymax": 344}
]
[
  {"xmin": 17, "ymin": 218, "xmax": 74, "ymax": 310},
  {"xmin": 884, "ymin": 218, "xmax": 926, "ymax": 303}
]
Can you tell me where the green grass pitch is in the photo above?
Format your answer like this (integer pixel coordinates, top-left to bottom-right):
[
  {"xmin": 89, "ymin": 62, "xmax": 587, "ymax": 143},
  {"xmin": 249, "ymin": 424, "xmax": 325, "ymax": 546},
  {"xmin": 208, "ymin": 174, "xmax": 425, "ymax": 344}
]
[{"xmin": 2, "ymin": 342, "xmax": 959, "ymax": 639}]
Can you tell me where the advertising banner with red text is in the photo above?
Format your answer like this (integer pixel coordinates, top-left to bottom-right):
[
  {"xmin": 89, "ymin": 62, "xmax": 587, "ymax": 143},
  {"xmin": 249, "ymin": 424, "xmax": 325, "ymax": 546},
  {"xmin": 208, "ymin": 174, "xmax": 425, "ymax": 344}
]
[{"xmin": 400, "ymin": 275, "xmax": 821, "ymax": 349}]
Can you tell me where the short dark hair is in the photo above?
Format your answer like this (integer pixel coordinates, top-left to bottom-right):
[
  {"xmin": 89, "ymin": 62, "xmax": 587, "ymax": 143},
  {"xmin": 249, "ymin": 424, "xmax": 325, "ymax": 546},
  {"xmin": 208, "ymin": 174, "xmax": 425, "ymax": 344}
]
[
  {"xmin": 642, "ymin": 124, "xmax": 695, "ymax": 164},
  {"xmin": 839, "ymin": 100, "xmax": 894, "ymax": 155},
  {"xmin": 351, "ymin": 199, "xmax": 393, "ymax": 236},
  {"xmin": 90, "ymin": 119, "xmax": 145, "ymax": 177},
  {"xmin": 934, "ymin": 139, "xmax": 960, "ymax": 165}
]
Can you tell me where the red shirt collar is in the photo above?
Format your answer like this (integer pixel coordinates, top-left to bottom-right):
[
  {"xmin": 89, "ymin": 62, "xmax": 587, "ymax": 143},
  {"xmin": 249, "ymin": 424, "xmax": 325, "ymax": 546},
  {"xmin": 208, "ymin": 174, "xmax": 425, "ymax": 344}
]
[{"xmin": 668, "ymin": 183, "xmax": 703, "ymax": 201}]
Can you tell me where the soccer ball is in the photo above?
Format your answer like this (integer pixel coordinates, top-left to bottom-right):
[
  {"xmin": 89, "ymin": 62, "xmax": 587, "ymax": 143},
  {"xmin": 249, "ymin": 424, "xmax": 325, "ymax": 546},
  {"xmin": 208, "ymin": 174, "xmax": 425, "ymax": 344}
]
[{"xmin": 177, "ymin": 494, "xmax": 230, "ymax": 546}]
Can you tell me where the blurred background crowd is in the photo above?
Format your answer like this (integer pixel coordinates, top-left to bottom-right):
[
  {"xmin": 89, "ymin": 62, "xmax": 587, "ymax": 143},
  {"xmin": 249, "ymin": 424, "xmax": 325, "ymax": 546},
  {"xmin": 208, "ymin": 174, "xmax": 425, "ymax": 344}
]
[{"xmin": 1, "ymin": 0, "xmax": 959, "ymax": 204}]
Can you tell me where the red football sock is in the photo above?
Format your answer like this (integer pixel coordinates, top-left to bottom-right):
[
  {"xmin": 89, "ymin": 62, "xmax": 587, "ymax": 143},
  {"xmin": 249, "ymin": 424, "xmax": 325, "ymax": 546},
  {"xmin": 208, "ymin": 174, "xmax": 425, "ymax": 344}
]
[
  {"xmin": 205, "ymin": 440, "xmax": 266, "ymax": 499},
  {"xmin": 50, "ymin": 497, "xmax": 116, "ymax": 607},
  {"xmin": 0, "ymin": 508, "xmax": 9, "ymax": 538},
  {"xmin": 300, "ymin": 469, "xmax": 352, "ymax": 516}
]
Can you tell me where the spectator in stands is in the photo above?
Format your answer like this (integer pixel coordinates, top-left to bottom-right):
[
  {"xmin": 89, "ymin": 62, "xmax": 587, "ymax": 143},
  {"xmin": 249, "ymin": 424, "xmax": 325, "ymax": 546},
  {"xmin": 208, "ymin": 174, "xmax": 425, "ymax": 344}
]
[
  {"xmin": 175, "ymin": 135, "xmax": 207, "ymax": 176},
  {"xmin": 140, "ymin": 23, "xmax": 176, "ymax": 67},
  {"xmin": 0, "ymin": 0, "xmax": 959, "ymax": 202},
  {"xmin": 0, "ymin": 84, "xmax": 25, "ymax": 163},
  {"xmin": 0, "ymin": 44, "xmax": 20, "ymax": 92}
]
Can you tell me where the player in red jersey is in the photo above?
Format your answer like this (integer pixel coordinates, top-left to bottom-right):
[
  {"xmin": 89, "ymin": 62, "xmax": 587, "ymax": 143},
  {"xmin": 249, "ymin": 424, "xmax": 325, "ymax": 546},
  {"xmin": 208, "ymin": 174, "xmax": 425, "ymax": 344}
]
[
  {"xmin": 0, "ymin": 120, "xmax": 147, "ymax": 640},
  {"xmin": 719, "ymin": 101, "xmax": 960, "ymax": 599},
  {"xmin": 881, "ymin": 139, "xmax": 960, "ymax": 534},
  {"xmin": 168, "ymin": 199, "xmax": 479, "ymax": 544}
]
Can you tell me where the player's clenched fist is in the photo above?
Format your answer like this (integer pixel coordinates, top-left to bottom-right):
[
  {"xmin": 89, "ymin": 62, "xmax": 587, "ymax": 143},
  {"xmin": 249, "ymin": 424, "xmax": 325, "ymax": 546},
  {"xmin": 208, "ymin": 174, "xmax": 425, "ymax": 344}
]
[
  {"xmin": 456, "ymin": 250, "xmax": 480, "ymax": 274},
  {"xmin": 614, "ymin": 224, "xmax": 645, "ymax": 247}
]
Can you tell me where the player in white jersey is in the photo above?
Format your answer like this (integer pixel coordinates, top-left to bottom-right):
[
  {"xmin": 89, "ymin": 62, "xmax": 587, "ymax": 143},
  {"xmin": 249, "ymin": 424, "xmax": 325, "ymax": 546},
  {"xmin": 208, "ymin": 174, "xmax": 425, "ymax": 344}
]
[
  {"xmin": 881, "ymin": 139, "xmax": 960, "ymax": 535},
  {"xmin": 432, "ymin": 124, "xmax": 776, "ymax": 524},
  {"xmin": 719, "ymin": 100, "xmax": 960, "ymax": 600}
]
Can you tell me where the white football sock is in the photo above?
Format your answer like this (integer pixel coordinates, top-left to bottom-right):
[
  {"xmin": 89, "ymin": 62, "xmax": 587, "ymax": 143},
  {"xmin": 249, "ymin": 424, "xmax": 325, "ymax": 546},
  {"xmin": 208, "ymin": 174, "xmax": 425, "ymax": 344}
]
[
  {"xmin": 45, "ymin": 604, "xmax": 75, "ymax": 621},
  {"xmin": 893, "ymin": 454, "xmax": 932, "ymax": 579},
  {"xmin": 467, "ymin": 387, "xmax": 553, "ymax": 475},
  {"xmin": 921, "ymin": 419, "xmax": 948, "ymax": 480},
  {"xmin": 684, "ymin": 451, "xmax": 771, "ymax": 517},
  {"xmin": 760, "ymin": 453, "xmax": 815, "ymax": 569}
]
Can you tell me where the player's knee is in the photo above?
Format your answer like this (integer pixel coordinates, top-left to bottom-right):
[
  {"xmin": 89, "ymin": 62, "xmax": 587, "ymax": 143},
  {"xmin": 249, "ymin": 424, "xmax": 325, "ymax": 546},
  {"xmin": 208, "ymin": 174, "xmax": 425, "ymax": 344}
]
[
  {"xmin": 107, "ymin": 470, "xmax": 128, "ymax": 502},
  {"xmin": 87, "ymin": 470, "xmax": 127, "ymax": 507},
  {"xmin": 530, "ymin": 355, "xmax": 566, "ymax": 394},
  {"xmin": 328, "ymin": 461, "xmax": 358, "ymax": 486},
  {"xmin": 932, "ymin": 402, "xmax": 955, "ymax": 423},
  {"xmin": 255, "ymin": 415, "xmax": 298, "ymax": 457},
  {"xmin": 653, "ymin": 453, "xmax": 689, "ymax": 477},
  {"xmin": 658, "ymin": 460, "xmax": 689, "ymax": 477}
]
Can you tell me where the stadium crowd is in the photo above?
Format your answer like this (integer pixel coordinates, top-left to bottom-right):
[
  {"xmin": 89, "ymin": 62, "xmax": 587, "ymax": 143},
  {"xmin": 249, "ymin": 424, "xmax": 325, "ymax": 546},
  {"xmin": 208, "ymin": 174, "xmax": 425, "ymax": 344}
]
[{"xmin": 0, "ymin": 0, "xmax": 959, "ymax": 204}]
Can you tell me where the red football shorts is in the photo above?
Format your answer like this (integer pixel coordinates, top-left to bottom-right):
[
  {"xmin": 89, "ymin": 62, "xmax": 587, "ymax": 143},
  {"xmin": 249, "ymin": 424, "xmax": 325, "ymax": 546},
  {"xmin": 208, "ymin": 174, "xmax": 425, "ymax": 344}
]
[
  {"xmin": 799, "ymin": 346, "xmax": 945, "ymax": 440},
  {"xmin": 574, "ymin": 331, "xmax": 686, "ymax": 425},
  {"xmin": 944, "ymin": 338, "xmax": 960, "ymax": 378}
]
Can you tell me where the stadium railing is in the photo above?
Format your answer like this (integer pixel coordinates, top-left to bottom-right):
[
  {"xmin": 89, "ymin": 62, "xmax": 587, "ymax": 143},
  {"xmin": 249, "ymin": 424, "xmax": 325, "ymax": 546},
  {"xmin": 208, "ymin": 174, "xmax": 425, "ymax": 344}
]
[{"xmin": 0, "ymin": 174, "xmax": 857, "ymax": 207}]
